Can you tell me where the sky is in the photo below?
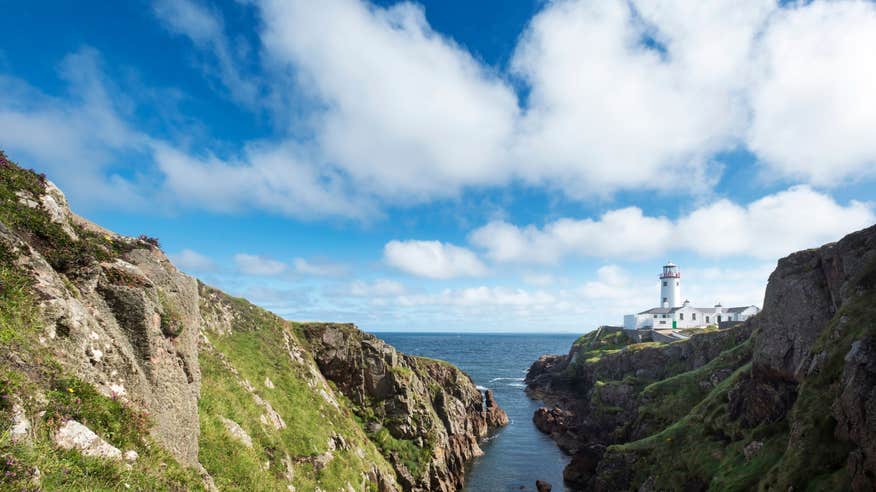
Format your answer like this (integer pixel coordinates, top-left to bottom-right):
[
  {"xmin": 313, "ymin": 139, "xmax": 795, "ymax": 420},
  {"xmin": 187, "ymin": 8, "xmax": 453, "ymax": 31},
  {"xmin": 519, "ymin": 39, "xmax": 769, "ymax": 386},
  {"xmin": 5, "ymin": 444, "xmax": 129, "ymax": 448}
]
[{"xmin": 2, "ymin": 0, "xmax": 876, "ymax": 333}]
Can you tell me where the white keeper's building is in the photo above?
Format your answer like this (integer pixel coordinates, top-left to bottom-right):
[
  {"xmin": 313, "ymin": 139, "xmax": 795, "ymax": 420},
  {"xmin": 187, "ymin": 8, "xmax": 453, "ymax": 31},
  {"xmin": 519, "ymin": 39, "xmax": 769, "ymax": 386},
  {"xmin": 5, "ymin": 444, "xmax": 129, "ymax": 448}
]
[{"xmin": 623, "ymin": 262, "xmax": 760, "ymax": 330}]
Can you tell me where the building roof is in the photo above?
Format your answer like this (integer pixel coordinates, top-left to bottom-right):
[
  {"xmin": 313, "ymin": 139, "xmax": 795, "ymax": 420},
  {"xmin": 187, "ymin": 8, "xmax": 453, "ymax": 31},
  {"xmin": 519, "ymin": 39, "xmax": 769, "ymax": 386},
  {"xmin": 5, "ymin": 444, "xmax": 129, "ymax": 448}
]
[
  {"xmin": 638, "ymin": 307, "xmax": 676, "ymax": 315},
  {"xmin": 638, "ymin": 305, "xmax": 758, "ymax": 315},
  {"xmin": 726, "ymin": 306, "xmax": 758, "ymax": 313}
]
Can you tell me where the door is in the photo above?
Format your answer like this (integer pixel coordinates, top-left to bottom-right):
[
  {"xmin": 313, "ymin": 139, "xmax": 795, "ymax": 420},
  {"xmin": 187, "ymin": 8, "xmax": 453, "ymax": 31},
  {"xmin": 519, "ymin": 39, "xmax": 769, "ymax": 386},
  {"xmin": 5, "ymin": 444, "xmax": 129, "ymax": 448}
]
[{"xmin": 672, "ymin": 320, "xmax": 677, "ymax": 329}]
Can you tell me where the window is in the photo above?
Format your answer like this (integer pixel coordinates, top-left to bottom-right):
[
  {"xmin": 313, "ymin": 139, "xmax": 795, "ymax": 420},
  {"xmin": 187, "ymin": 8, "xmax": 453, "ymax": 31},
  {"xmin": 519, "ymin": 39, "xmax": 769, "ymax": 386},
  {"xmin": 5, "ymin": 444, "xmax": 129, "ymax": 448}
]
[
  {"xmin": 663, "ymin": 281, "xmax": 667, "ymax": 286},
  {"xmin": 676, "ymin": 281, "xmax": 679, "ymax": 286},
  {"xmin": 692, "ymin": 313, "xmax": 696, "ymax": 320},
  {"xmin": 680, "ymin": 313, "xmax": 684, "ymax": 320},
  {"xmin": 654, "ymin": 315, "xmax": 658, "ymax": 318},
  {"xmin": 706, "ymin": 316, "xmax": 710, "ymax": 323}
]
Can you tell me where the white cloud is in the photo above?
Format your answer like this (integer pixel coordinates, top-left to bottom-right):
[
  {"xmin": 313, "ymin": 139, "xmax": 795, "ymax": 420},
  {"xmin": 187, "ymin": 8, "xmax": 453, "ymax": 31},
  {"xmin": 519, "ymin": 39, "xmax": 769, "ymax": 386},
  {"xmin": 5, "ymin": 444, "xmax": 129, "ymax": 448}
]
[
  {"xmin": 383, "ymin": 240, "xmax": 487, "ymax": 279},
  {"xmin": 510, "ymin": 0, "xmax": 772, "ymax": 197},
  {"xmin": 258, "ymin": 0, "xmax": 518, "ymax": 201},
  {"xmin": 293, "ymin": 257, "xmax": 348, "ymax": 276},
  {"xmin": 522, "ymin": 273, "xmax": 557, "ymax": 287},
  {"xmin": 471, "ymin": 186, "xmax": 874, "ymax": 263},
  {"xmin": 676, "ymin": 186, "xmax": 875, "ymax": 258},
  {"xmin": 0, "ymin": 49, "xmax": 149, "ymax": 209},
  {"xmin": 348, "ymin": 279, "xmax": 408, "ymax": 297},
  {"xmin": 6, "ymin": 0, "xmax": 876, "ymax": 224},
  {"xmin": 398, "ymin": 286, "xmax": 556, "ymax": 308},
  {"xmin": 470, "ymin": 207, "xmax": 673, "ymax": 263},
  {"xmin": 748, "ymin": 0, "xmax": 876, "ymax": 185},
  {"xmin": 169, "ymin": 249, "xmax": 216, "ymax": 272},
  {"xmin": 234, "ymin": 253, "xmax": 288, "ymax": 276},
  {"xmin": 152, "ymin": 142, "xmax": 376, "ymax": 220}
]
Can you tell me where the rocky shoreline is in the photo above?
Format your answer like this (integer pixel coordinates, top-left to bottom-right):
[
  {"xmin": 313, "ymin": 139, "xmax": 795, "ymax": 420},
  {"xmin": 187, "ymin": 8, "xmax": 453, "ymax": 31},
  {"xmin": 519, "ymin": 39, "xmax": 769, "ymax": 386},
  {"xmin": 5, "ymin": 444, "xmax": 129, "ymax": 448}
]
[{"xmin": 526, "ymin": 224, "xmax": 876, "ymax": 491}]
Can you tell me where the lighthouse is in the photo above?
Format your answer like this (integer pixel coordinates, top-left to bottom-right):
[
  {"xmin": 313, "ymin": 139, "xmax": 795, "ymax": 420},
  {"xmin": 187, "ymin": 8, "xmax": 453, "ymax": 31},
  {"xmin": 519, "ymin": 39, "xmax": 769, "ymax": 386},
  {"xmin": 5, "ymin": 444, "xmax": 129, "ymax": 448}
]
[{"xmin": 660, "ymin": 262, "xmax": 681, "ymax": 308}]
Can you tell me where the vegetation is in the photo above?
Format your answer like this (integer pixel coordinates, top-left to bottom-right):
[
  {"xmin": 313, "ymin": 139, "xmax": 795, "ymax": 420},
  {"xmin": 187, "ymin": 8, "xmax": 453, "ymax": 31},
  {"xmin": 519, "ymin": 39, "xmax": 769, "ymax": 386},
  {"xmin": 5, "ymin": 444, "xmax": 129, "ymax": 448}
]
[
  {"xmin": 0, "ymin": 152, "xmax": 153, "ymax": 279},
  {"xmin": 197, "ymin": 287, "xmax": 396, "ymax": 491},
  {"xmin": 572, "ymin": 328, "xmax": 640, "ymax": 364},
  {"xmin": 635, "ymin": 337, "xmax": 753, "ymax": 430},
  {"xmin": 158, "ymin": 291, "xmax": 184, "ymax": 338}
]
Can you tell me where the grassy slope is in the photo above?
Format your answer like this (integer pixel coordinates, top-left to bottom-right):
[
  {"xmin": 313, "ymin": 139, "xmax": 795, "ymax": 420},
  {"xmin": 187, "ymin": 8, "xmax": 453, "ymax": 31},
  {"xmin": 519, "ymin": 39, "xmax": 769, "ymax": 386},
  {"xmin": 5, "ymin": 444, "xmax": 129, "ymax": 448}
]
[
  {"xmin": 197, "ymin": 288, "xmax": 397, "ymax": 491},
  {"xmin": 0, "ymin": 158, "xmax": 202, "ymax": 490}
]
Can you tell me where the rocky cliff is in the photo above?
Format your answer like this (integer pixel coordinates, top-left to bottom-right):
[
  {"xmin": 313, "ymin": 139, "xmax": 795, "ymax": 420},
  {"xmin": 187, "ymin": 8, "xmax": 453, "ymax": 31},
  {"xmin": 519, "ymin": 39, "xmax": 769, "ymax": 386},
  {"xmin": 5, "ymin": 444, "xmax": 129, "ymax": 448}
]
[
  {"xmin": 0, "ymin": 153, "xmax": 506, "ymax": 491},
  {"xmin": 300, "ymin": 324, "xmax": 507, "ymax": 491},
  {"xmin": 527, "ymin": 224, "xmax": 876, "ymax": 491}
]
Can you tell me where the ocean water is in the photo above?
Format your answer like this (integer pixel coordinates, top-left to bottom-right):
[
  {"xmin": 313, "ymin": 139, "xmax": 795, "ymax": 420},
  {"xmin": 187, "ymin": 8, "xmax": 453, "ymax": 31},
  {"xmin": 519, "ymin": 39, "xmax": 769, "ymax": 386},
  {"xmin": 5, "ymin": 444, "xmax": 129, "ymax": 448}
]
[{"xmin": 373, "ymin": 332, "xmax": 579, "ymax": 492}]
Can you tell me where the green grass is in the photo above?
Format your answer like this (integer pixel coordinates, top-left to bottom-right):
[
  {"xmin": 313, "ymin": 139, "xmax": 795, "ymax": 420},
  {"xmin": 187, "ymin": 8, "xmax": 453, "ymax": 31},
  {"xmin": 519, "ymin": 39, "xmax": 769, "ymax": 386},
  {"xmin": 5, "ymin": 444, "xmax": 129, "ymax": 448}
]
[
  {"xmin": 570, "ymin": 329, "xmax": 640, "ymax": 365},
  {"xmin": 369, "ymin": 427, "xmax": 432, "ymax": 478},
  {"xmin": 197, "ymin": 287, "xmax": 397, "ymax": 491},
  {"xmin": 603, "ymin": 362, "xmax": 789, "ymax": 491},
  {"xmin": 635, "ymin": 337, "xmax": 753, "ymax": 431}
]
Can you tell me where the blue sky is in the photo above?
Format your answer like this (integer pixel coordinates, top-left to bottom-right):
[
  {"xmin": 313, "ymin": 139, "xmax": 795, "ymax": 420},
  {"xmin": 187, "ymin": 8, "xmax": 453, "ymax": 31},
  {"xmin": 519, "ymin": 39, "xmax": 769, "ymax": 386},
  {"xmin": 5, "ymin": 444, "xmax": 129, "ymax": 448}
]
[{"xmin": 2, "ymin": 0, "xmax": 876, "ymax": 332}]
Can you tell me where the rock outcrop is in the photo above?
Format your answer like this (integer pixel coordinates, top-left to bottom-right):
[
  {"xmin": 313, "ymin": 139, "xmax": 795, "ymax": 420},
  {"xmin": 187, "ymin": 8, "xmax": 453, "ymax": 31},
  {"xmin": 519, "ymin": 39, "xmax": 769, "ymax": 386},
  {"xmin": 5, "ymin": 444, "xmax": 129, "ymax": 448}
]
[
  {"xmin": 300, "ymin": 323, "xmax": 508, "ymax": 491},
  {"xmin": 527, "ymin": 224, "xmax": 876, "ymax": 491}
]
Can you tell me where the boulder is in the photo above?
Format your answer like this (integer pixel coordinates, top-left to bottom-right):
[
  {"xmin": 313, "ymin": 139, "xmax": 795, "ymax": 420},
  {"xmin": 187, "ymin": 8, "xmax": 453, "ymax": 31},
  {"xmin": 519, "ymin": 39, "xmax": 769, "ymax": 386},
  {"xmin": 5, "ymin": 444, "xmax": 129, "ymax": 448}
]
[
  {"xmin": 54, "ymin": 420, "xmax": 122, "ymax": 460},
  {"xmin": 220, "ymin": 417, "xmax": 253, "ymax": 449}
]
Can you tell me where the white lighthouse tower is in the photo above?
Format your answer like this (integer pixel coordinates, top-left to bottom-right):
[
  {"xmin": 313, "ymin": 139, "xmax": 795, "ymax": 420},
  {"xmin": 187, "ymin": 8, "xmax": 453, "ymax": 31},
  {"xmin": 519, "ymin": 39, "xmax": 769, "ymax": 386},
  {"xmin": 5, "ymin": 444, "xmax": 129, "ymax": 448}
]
[{"xmin": 660, "ymin": 262, "xmax": 681, "ymax": 308}]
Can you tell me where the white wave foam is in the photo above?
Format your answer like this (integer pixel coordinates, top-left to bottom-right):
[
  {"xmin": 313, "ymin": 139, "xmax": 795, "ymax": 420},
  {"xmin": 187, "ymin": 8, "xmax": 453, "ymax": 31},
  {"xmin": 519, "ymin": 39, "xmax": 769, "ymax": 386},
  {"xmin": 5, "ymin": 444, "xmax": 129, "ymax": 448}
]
[{"xmin": 488, "ymin": 377, "xmax": 524, "ymax": 383}]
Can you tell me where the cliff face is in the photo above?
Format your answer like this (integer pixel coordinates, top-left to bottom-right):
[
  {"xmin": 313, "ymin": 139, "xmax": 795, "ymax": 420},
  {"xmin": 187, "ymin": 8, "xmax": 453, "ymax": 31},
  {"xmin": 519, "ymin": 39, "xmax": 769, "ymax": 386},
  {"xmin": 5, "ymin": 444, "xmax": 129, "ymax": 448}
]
[
  {"xmin": 300, "ymin": 324, "xmax": 508, "ymax": 491},
  {"xmin": 0, "ymin": 154, "xmax": 506, "ymax": 491},
  {"xmin": 527, "ymin": 224, "xmax": 876, "ymax": 491}
]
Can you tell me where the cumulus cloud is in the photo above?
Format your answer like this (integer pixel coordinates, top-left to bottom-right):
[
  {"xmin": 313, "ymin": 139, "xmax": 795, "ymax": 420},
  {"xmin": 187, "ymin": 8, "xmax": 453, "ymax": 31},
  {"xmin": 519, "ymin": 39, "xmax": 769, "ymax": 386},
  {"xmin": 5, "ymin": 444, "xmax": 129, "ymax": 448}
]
[
  {"xmin": 384, "ymin": 240, "xmax": 487, "ymax": 279},
  {"xmin": 7, "ymin": 0, "xmax": 876, "ymax": 222},
  {"xmin": 470, "ymin": 207, "xmax": 674, "ymax": 263},
  {"xmin": 169, "ymin": 249, "xmax": 216, "ymax": 272},
  {"xmin": 234, "ymin": 253, "xmax": 288, "ymax": 276},
  {"xmin": 258, "ymin": 0, "xmax": 518, "ymax": 200},
  {"xmin": 510, "ymin": 0, "xmax": 771, "ymax": 196},
  {"xmin": 748, "ymin": 0, "xmax": 876, "ymax": 185},
  {"xmin": 470, "ymin": 186, "xmax": 874, "ymax": 262}
]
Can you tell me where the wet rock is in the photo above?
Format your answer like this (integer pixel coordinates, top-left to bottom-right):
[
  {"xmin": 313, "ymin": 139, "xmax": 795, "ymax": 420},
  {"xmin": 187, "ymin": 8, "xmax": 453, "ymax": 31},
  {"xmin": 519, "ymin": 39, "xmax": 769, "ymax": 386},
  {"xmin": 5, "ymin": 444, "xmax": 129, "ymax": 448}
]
[
  {"xmin": 536, "ymin": 479, "xmax": 552, "ymax": 491},
  {"xmin": 485, "ymin": 389, "xmax": 509, "ymax": 427}
]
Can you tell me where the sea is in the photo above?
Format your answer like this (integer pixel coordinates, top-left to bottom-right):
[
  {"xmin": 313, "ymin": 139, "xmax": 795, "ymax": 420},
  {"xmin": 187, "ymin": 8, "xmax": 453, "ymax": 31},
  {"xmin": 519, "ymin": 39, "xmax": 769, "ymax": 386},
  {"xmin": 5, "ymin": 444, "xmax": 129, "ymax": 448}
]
[{"xmin": 373, "ymin": 332, "xmax": 579, "ymax": 492}]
